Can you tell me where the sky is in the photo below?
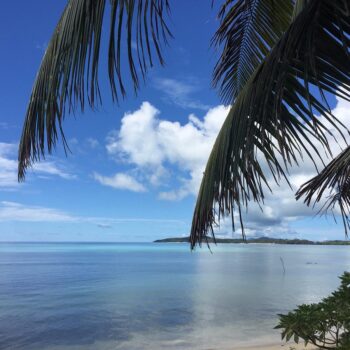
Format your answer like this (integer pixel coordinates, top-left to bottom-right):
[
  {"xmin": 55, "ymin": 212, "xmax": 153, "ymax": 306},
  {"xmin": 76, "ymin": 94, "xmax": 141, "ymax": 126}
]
[{"xmin": 0, "ymin": 1, "xmax": 348, "ymax": 242}]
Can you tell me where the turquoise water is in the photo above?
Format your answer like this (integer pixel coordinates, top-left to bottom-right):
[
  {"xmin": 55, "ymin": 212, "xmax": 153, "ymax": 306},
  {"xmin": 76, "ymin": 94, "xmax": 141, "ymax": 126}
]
[{"xmin": 0, "ymin": 243, "xmax": 349, "ymax": 349}]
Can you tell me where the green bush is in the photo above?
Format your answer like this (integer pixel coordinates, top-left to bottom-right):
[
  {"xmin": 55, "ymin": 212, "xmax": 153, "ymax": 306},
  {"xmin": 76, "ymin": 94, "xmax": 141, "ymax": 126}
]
[{"xmin": 275, "ymin": 272, "xmax": 350, "ymax": 349}]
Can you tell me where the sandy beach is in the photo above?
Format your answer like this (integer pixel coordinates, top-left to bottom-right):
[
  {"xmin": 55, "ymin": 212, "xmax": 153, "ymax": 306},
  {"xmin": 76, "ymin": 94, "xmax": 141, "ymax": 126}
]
[{"xmin": 236, "ymin": 342, "xmax": 316, "ymax": 350}]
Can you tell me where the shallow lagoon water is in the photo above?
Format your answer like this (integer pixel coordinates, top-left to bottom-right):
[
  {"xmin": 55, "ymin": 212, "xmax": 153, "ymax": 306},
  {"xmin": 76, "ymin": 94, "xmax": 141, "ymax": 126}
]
[{"xmin": 0, "ymin": 242, "xmax": 349, "ymax": 349}]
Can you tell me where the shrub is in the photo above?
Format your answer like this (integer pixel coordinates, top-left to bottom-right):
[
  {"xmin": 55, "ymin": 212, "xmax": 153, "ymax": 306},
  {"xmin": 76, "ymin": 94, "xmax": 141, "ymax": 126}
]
[{"xmin": 275, "ymin": 272, "xmax": 350, "ymax": 349}]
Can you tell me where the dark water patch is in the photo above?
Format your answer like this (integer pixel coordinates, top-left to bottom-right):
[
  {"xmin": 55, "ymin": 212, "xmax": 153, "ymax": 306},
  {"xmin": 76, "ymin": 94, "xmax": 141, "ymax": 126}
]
[{"xmin": 0, "ymin": 308, "xmax": 132, "ymax": 349}]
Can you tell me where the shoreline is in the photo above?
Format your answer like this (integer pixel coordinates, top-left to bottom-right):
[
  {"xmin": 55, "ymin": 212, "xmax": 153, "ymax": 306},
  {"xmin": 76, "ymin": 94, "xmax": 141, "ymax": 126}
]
[
  {"xmin": 235, "ymin": 342, "xmax": 315, "ymax": 350},
  {"xmin": 154, "ymin": 238, "xmax": 350, "ymax": 245}
]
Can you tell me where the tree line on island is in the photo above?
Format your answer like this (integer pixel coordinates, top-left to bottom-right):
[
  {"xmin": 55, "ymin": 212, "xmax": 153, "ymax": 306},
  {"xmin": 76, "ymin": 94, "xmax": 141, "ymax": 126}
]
[{"xmin": 154, "ymin": 236, "xmax": 350, "ymax": 245}]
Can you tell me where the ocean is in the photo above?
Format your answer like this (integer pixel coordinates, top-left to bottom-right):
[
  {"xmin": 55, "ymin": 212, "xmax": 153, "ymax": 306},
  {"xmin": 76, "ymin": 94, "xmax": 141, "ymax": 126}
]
[{"xmin": 0, "ymin": 242, "xmax": 349, "ymax": 349}]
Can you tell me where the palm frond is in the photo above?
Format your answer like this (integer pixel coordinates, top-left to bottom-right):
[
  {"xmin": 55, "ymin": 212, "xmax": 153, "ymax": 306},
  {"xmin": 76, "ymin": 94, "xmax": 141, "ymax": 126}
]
[
  {"xmin": 190, "ymin": 0, "xmax": 350, "ymax": 249},
  {"xmin": 18, "ymin": 0, "xmax": 171, "ymax": 180},
  {"xmin": 296, "ymin": 146, "xmax": 350, "ymax": 236},
  {"xmin": 212, "ymin": 0, "xmax": 294, "ymax": 102},
  {"xmin": 292, "ymin": 0, "xmax": 309, "ymax": 19}
]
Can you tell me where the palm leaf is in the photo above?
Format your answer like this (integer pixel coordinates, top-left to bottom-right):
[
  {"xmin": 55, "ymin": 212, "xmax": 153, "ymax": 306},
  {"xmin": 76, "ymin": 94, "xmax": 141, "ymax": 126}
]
[
  {"xmin": 292, "ymin": 0, "xmax": 309, "ymax": 19},
  {"xmin": 296, "ymin": 146, "xmax": 350, "ymax": 236},
  {"xmin": 18, "ymin": 0, "xmax": 171, "ymax": 180},
  {"xmin": 212, "ymin": 0, "xmax": 294, "ymax": 102},
  {"xmin": 190, "ymin": 0, "xmax": 350, "ymax": 249}
]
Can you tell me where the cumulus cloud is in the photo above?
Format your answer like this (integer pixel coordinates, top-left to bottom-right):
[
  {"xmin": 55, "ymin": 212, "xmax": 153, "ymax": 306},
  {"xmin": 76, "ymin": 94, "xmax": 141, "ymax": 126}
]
[
  {"xmin": 213, "ymin": 216, "xmax": 298, "ymax": 239},
  {"xmin": 105, "ymin": 101, "xmax": 229, "ymax": 198},
  {"xmin": 93, "ymin": 172, "xmax": 147, "ymax": 192},
  {"xmin": 212, "ymin": 96, "xmax": 350, "ymax": 237},
  {"xmin": 101, "ymin": 97, "xmax": 350, "ymax": 237}
]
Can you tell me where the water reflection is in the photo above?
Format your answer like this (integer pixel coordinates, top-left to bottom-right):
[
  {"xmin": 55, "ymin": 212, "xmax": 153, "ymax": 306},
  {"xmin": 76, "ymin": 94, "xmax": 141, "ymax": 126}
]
[{"xmin": 0, "ymin": 243, "xmax": 349, "ymax": 349}]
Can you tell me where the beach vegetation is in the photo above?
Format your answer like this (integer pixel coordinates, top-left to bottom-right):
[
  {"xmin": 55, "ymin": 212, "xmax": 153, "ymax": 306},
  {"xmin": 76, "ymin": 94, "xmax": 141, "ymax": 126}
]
[{"xmin": 276, "ymin": 272, "xmax": 350, "ymax": 349}]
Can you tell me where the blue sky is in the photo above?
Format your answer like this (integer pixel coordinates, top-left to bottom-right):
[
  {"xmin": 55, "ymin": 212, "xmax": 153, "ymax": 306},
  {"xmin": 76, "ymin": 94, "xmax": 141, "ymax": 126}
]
[{"xmin": 0, "ymin": 1, "xmax": 348, "ymax": 242}]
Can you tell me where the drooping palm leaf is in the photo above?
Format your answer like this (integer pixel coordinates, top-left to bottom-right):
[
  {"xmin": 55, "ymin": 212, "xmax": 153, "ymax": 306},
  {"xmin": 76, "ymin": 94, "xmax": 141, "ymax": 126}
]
[
  {"xmin": 212, "ymin": 0, "xmax": 294, "ymax": 102},
  {"xmin": 18, "ymin": 0, "xmax": 171, "ymax": 180},
  {"xmin": 296, "ymin": 146, "xmax": 350, "ymax": 236},
  {"xmin": 190, "ymin": 0, "xmax": 350, "ymax": 249},
  {"xmin": 292, "ymin": 0, "xmax": 309, "ymax": 19}
]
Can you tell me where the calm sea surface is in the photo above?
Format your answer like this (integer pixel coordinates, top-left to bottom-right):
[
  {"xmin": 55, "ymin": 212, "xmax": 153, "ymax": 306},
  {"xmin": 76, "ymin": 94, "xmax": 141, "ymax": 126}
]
[{"xmin": 0, "ymin": 243, "xmax": 349, "ymax": 350}]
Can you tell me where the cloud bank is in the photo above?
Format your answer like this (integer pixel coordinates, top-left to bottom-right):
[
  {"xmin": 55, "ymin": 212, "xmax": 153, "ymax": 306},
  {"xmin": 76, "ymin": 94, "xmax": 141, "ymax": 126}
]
[
  {"xmin": 105, "ymin": 101, "xmax": 229, "ymax": 199},
  {"xmin": 96, "ymin": 98, "xmax": 350, "ymax": 238}
]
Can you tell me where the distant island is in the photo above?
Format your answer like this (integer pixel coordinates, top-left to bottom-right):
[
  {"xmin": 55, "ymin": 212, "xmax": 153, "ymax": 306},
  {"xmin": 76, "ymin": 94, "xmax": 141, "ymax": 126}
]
[{"xmin": 154, "ymin": 236, "xmax": 350, "ymax": 245}]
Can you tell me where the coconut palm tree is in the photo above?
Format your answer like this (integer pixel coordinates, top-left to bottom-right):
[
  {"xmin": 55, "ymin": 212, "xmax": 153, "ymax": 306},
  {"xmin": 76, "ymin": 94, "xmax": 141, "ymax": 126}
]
[{"xmin": 18, "ymin": 0, "xmax": 350, "ymax": 248}]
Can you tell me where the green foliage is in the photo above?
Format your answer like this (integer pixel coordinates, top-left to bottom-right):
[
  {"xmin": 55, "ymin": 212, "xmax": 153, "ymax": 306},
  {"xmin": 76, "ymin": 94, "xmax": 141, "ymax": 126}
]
[
  {"xmin": 212, "ymin": 0, "xmax": 294, "ymax": 102},
  {"xmin": 297, "ymin": 146, "xmax": 350, "ymax": 236},
  {"xmin": 276, "ymin": 272, "xmax": 350, "ymax": 349}
]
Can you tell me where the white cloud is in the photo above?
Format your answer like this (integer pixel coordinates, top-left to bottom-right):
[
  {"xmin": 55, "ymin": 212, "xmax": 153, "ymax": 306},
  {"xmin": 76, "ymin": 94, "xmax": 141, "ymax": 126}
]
[
  {"xmin": 211, "ymin": 96, "xmax": 350, "ymax": 237},
  {"xmin": 107, "ymin": 102, "xmax": 164, "ymax": 167},
  {"xmin": 105, "ymin": 101, "xmax": 229, "ymax": 198},
  {"xmin": 153, "ymin": 78, "xmax": 211, "ymax": 110},
  {"xmin": 0, "ymin": 143, "xmax": 19, "ymax": 188},
  {"xmin": 32, "ymin": 162, "xmax": 77, "ymax": 180},
  {"xmin": 158, "ymin": 188, "xmax": 190, "ymax": 201},
  {"xmin": 102, "ymin": 97, "xmax": 350, "ymax": 237},
  {"xmin": 93, "ymin": 172, "xmax": 147, "ymax": 192},
  {"xmin": 0, "ymin": 142, "xmax": 76, "ymax": 189},
  {"xmin": 0, "ymin": 201, "xmax": 75, "ymax": 222},
  {"xmin": 0, "ymin": 201, "xmax": 184, "ymax": 226},
  {"xmin": 86, "ymin": 137, "xmax": 99, "ymax": 149},
  {"xmin": 69, "ymin": 137, "xmax": 79, "ymax": 145}
]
